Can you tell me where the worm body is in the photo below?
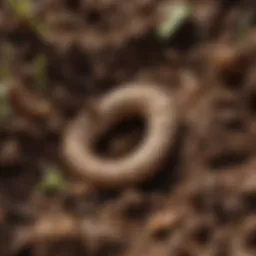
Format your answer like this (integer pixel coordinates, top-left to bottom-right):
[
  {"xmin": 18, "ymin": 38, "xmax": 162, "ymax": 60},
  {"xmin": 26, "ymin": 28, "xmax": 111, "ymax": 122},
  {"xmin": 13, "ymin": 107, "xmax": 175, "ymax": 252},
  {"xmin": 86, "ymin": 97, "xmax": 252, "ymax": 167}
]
[{"xmin": 62, "ymin": 82, "xmax": 177, "ymax": 187}]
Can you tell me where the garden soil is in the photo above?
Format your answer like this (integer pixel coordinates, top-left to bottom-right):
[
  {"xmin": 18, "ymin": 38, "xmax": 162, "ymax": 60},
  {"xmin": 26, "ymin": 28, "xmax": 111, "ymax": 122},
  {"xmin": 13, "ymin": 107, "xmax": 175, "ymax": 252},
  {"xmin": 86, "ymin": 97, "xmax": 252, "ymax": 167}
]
[{"xmin": 0, "ymin": 0, "xmax": 256, "ymax": 255}]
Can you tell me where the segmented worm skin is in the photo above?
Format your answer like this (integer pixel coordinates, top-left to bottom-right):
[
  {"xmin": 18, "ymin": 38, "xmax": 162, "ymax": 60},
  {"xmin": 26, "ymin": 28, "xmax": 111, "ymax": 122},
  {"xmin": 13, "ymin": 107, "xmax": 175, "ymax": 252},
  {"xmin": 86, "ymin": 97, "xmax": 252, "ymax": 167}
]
[{"xmin": 62, "ymin": 82, "xmax": 177, "ymax": 187}]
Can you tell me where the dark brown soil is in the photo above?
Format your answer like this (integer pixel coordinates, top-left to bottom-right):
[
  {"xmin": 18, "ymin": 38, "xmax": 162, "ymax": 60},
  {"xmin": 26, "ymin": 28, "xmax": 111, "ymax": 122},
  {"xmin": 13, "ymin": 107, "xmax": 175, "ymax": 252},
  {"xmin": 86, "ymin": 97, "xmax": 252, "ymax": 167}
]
[{"xmin": 0, "ymin": 0, "xmax": 256, "ymax": 255}]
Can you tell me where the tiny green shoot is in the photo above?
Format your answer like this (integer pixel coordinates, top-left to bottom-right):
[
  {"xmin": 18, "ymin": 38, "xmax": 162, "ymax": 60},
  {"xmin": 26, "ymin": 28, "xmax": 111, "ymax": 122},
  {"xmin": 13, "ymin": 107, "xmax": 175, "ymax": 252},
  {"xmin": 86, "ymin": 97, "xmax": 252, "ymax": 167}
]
[
  {"xmin": 38, "ymin": 168, "xmax": 67, "ymax": 195},
  {"xmin": 6, "ymin": 0, "xmax": 47, "ymax": 38},
  {"xmin": 157, "ymin": 3, "xmax": 193, "ymax": 40}
]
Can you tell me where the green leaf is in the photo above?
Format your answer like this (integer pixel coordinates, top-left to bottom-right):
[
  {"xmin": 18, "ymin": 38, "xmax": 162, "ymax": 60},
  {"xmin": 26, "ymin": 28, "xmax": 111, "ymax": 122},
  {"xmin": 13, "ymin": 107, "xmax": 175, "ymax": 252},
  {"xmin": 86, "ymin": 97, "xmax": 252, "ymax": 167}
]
[{"xmin": 157, "ymin": 3, "xmax": 193, "ymax": 40}]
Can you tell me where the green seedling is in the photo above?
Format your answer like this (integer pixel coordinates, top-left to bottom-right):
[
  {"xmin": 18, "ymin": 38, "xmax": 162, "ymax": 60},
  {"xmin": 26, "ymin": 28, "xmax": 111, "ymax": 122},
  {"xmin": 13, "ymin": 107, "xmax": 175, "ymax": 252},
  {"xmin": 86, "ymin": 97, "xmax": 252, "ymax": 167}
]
[
  {"xmin": 157, "ymin": 2, "xmax": 193, "ymax": 40},
  {"xmin": 6, "ymin": 0, "xmax": 47, "ymax": 38},
  {"xmin": 38, "ymin": 168, "xmax": 67, "ymax": 195}
]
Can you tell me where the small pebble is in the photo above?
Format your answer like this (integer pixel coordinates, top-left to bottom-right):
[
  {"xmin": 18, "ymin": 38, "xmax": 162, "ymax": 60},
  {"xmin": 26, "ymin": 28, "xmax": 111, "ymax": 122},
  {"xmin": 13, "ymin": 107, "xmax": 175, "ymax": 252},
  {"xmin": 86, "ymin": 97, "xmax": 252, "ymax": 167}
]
[{"xmin": 146, "ymin": 210, "xmax": 183, "ymax": 238}]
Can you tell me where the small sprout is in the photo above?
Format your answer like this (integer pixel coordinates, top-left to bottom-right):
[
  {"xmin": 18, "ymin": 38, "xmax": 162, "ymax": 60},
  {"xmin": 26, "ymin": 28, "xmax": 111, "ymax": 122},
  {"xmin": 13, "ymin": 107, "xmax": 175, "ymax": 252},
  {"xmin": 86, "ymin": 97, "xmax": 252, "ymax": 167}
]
[
  {"xmin": 33, "ymin": 53, "xmax": 47, "ymax": 91},
  {"xmin": 6, "ymin": 0, "xmax": 48, "ymax": 39},
  {"xmin": 38, "ymin": 168, "xmax": 67, "ymax": 195},
  {"xmin": 157, "ymin": 2, "xmax": 193, "ymax": 40}
]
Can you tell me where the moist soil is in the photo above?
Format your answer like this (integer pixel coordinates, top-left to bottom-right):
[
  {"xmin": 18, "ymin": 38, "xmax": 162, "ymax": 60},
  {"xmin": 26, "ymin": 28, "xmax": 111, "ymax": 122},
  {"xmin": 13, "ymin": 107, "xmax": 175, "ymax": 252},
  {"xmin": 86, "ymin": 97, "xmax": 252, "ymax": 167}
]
[{"xmin": 0, "ymin": 0, "xmax": 256, "ymax": 256}]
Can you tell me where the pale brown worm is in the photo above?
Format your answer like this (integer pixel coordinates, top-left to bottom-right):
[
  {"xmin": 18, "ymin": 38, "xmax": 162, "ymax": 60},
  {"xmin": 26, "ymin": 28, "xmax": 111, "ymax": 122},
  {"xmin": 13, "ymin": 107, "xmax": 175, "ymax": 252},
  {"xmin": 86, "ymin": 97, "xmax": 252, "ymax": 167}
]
[{"xmin": 62, "ymin": 82, "xmax": 178, "ymax": 188}]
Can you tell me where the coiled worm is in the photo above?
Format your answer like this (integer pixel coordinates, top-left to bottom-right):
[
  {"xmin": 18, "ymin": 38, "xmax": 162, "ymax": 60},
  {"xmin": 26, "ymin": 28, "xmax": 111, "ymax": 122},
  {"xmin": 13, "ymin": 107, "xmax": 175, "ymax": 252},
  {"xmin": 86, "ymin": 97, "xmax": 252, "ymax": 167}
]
[{"xmin": 62, "ymin": 82, "xmax": 178, "ymax": 187}]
